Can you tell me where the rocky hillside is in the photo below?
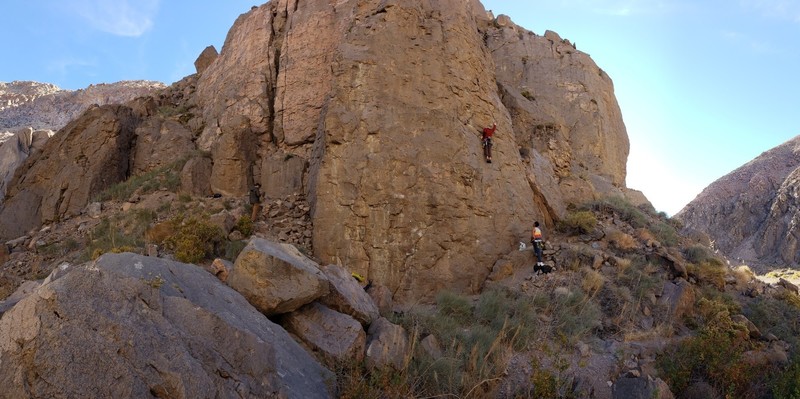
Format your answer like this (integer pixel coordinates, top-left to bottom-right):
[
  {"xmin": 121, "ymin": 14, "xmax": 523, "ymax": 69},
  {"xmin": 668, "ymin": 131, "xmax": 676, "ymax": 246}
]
[
  {"xmin": 676, "ymin": 135, "xmax": 800, "ymax": 272},
  {"xmin": 0, "ymin": 0, "xmax": 647, "ymax": 303},
  {"xmin": 0, "ymin": 80, "xmax": 165, "ymax": 132},
  {"xmin": 3, "ymin": 1, "xmax": 800, "ymax": 398}
]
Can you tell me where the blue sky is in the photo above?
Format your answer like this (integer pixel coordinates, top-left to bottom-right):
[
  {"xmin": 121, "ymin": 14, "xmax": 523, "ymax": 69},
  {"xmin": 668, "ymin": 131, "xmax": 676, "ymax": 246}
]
[{"xmin": 2, "ymin": 1, "xmax": 798, "ymax": 215}]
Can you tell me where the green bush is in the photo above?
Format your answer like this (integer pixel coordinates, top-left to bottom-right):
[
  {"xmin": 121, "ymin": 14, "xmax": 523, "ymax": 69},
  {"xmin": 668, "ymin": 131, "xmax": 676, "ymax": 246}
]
[
  {"xmin": 588, "ymin": 196, "xmax": 648, "ymax": 228},
  {"xmin": 164, "ymin": 217, "xmax": 224, "ymax": 264},
  {"xmin": 658, "ymin": 298, "xmax": 762, "ymax": 397},
  {"xmin": 96, "ymin": 159, "xmax": 188, "ymax": 202},
  {"xmin": 559, "ymin": 210, "xmax": 597, "ymax": 235},
  {"xmin": 236, "ymin": 215, "xmax": 254, "ymax": 237},
  {"xmin": 649, "ymin": 221, "xmax": 679, "ymax": 247}
]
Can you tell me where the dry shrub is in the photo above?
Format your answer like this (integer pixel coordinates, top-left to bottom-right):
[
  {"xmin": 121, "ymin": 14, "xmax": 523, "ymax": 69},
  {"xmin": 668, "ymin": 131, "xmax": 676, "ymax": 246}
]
[
  {"xmin": 634, "ymin": 228, "xmax": 656, "ymax": 244},
  {"xmin": 687, "ymin": 261, "xmax": 727, "ymax": 290},
  {"xmin": 582, "ymin": 269, "xmax": 605, "ymax": 295},
  {"xmin": 615, "ymin": 257, "xmax": 633, "ymax": 275},
  {"xmin": 608, "ymin": 229, "xmax": 637, "ymax": 252},
  {"xmin": 560, "ymin": 210, "xmax": 597, "ymax": 235},
  {"xmin": 145, "ymin": 222, "xmax": 175, "ymax": 244},
  {"xmin": 732, "ymin": 265, "xmax": 755, "ymax": 286}
]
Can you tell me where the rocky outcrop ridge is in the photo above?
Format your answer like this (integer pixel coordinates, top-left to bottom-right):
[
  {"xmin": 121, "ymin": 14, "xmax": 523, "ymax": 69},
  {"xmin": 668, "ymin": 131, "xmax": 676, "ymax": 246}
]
[
  {"xmin": 676, "ymin": 135, "xmax": 800, "ymax": 271},
  {"xmin": 0, "ymin": 80, "xmax": 165, "ymax": 132},
  {"xmin": 1, "ymin": 0, "xmax": 640, "ymax": 302}
]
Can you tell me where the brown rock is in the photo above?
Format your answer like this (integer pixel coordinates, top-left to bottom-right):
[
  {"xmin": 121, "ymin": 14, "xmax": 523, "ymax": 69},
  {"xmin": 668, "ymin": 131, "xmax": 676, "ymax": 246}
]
[
  {"xmin": 208, "ymin": 210, "xmax": 236, "ymax": 234},
  {"xmin": 489, "ymin": 18, "xmax": 632, "ymax": 209},
  {"xmin": 210, "ymin": 115, "xmax": 255, "ymax": 196},
  {"xmin": 658, "ymin": 279, "xmax": 695, "ymax": 323},
  {"xmin": 420, "ymin": 334, "xmax": 443, "ymax": 360},
  {"xmin": 131, "ymin": 119, "xmax": 194, "ymax": 175},
  {"xmin": 228, "ymin": 238, "xmax": 329, "ymax": 315},
  {"xmin": 209, "ymin": 258, "xmax": 233, "ymax": 283},
  {"xmin": 194, "ymin": 45, "xmax": 219, "ymax": 74},
  {"xmin": 0, "ymin": 105, "xmax": 140, "ymax": 238},
  {"xmin": 318, "ymin": 264, "xmax": 380, "ymax": 326},
  {"xmin": 731, "ymin": 314, "xmax": 761, "ymax": 340},
  {"xmin": 179, "ymin": 156, "xmax": 213, "ymax": 196},
  {"xmin": 282, "ymin": 302, "xmax": 366, "ymax": 365},
  {"xmin": 365, "ymin": 317, "xmax": 409, "ymax": 371},
  {"xmin": 366, "ymin": 284, "xmax": 393, "ymax": 317}
]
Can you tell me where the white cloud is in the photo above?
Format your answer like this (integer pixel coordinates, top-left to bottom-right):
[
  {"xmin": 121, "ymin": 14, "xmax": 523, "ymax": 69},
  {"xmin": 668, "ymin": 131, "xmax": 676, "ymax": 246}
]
[{"xmin": 73, "ymin": 0, "xmax": 160, "ymax": 37}]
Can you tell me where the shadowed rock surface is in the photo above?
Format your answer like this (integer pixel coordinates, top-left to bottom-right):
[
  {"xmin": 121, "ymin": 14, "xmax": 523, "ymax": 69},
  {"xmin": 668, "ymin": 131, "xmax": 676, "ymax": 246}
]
[{"xmin": 0, "ymin": 252, "xmax": 332, "ymax": 399}]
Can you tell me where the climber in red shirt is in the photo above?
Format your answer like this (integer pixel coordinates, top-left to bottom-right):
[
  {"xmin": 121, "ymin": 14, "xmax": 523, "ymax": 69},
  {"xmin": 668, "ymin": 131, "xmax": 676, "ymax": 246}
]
[{"xmin": 482, "ymin": 123, "xmax": 496, "ymax": 163}]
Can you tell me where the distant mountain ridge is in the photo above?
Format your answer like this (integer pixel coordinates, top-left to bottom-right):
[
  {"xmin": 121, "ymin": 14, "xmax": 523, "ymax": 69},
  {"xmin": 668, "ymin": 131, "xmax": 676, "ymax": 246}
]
[
  {"xmin": 676, "ymin": 135, "xmax": 800, "ymax": 272},
  {"xmin": 0, "ymin": 80, "xmax": 165, "ymax": 133}
]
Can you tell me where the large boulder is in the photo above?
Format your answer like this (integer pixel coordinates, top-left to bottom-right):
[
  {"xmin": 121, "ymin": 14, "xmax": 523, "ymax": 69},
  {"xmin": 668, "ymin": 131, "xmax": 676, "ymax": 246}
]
[
  {"xmin": 0, "ymin": 252, "xmax": 332, "ymax": 398},
  {"xmin": 228, "ymin": 238, "xmax": 329, "ymax": 315},
  {"xmin": 658, "ymin": 279, "xmax": 695, "ymax": 324},
  {"xmin": 612, "ymin": 375, "xmax": 674, "ymax": 399},
  {"xmin": 319, "ymin": 264, "xmax": 380, "ymax": 326},
  {"xmin": 194, "ymin": 45, "xmax": 219, "ymax": 75},
  {"xmin": 365, "ymin": 317, "xmax": 409, "ymax": 371},
  {"xmin": 281, "ymin": 302, "xmax": 366, "ymax": 365}
]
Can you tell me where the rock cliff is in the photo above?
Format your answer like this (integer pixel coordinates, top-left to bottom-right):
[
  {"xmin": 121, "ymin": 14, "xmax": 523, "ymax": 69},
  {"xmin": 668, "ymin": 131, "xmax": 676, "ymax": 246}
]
[
  {"xmin": 0, "ymin": 0, "xmax": 640, "ymax": 302},
  {"xmin": 676, "ymin": 135, "xmax": 800, "ymax": 271}
]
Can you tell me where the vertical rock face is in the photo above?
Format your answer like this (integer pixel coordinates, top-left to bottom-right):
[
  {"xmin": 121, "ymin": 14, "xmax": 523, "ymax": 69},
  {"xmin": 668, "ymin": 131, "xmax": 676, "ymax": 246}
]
[
  {"xmin": 190, "ymin": 0, "xmax": 634, "ymax": 301},
  {"xmin": 486, "ymin": 22, "xmax": 630, "ymax": 210},
  {"xmin": 676, "ymin": 135, "xmax": 800, "ymax": 271}
]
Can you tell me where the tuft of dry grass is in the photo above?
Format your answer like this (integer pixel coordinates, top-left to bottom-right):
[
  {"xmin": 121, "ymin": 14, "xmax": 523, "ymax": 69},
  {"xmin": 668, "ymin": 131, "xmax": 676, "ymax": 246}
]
[
  {"xmin": 608, "ymin": 229, "xmax": 637, "ymax": 252},
  {"xmin": 581, "ymin": 269, "xmax": 605, "ymax": 295}
]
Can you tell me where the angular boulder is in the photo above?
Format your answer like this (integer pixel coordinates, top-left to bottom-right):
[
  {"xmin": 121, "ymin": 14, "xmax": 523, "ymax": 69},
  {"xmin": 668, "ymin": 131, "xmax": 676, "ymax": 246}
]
[
  {"xmin": 319, "ymin": 264, "xmax": 380, "ymax": 326},
  {"xmin": 658, "ymin": 279, "xmax": 695, "ymax": 324},
  {"xmin": 612, "ymin": 375, "xmax": 674, "ymax": 399},
  {"xmin": 0, "ymin": 252, "xmax": 332, "ymax": 398},
  {"xmin": 228, "ymin": 238, "xmax": 329, "ymax": 315},
  {"xmin": 366, "ymin": 284, "xmax": 394, "ymax": 317},
  {"xmin": 365, "ymin": 317, "xmax": 409, "ymax": 371},
  {"xmin": 194, "ymin": 45, "xmax": 219, "ymax": 74},
  {"xmin": 282, "ymin": 302, "xmax": 366, "ymax": 365}
]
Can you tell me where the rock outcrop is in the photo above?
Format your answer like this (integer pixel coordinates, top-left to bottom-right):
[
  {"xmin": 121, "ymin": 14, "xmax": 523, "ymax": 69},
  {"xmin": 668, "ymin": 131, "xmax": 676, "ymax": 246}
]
[
  {"xmin": 487, "ymin": 22, "xmax": 634, "ymax": 215},
  {"xmin": 0, "ymin": 105, "xmax": 141, "ymax": 237},
  {"xmin": 0, "ymin": 252, "xmax": 332, "ymax": 398},
  {"xmin": 676, "ymin": 135, "xmax": 800, "ymax": 271},
  {"xmin": 0, "ymin": 80, "xmax": 165, "ymax": 132},
  {"xmin": 0, "ymin": 128, "xmax": 53, "ymax": 205},
  {"xmin": 2, "ymin": 0, "xmax": 639, "ymax": 302}
]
